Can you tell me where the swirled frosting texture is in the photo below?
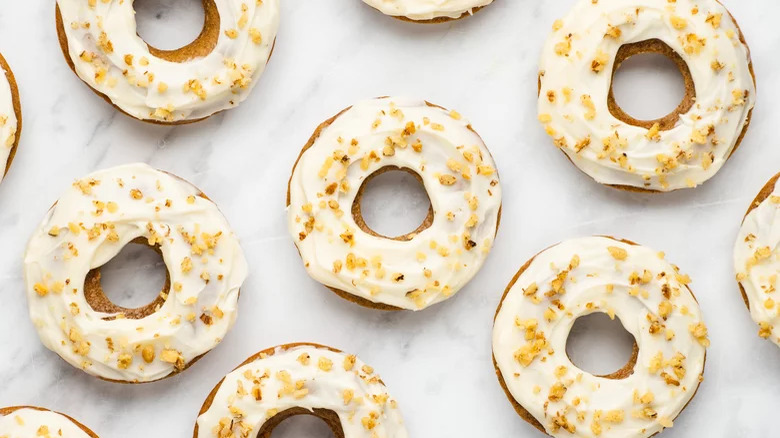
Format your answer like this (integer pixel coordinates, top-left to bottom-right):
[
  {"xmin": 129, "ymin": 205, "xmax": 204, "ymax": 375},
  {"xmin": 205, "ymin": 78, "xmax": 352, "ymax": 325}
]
[
  {"xmin": 0, "ymin": 63, "xmax": 18, "ymax": 181},
  {"xmin": 24, "ymin": 163, "xmax": 248, "ymax": 382},
  {"xmin": 288, "ymin": 97, "xmax": 502, "ymax": 310},
  {"xmin": 538, "ymin": 0, "xmax": 755, "ymax": 191},
  {"xmin": 196, "ymin": 345, "xmax": 408, "ymax": 438},
  {"xmin": 734, "ymin": 176, "xmax": 780, "ymax": 345},
  {"xmin": 56, "ymin": 0, "xmax": 279, "ymax": 122},
  {"xmin": 493, "ymin": 237, "xmax": 709, "ymax": 438},
  {"xmin": 361, "ymin": 0, "xmax": 493, "ymax": 20},
  {"xmin": 0, "ymin": 408, "xmax": 94, "ymax": 438}
]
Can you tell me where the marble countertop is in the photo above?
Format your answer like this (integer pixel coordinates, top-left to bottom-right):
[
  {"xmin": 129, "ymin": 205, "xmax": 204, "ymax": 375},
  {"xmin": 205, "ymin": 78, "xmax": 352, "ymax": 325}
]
[{"xmin": 1, "ymin": 0, "xmax": 778, "ymax": 437}]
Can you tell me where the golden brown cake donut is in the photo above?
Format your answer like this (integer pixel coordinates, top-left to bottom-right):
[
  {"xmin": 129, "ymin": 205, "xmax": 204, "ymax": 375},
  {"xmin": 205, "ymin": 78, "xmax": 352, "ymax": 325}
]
[
  {"xmin": 493, "ymin": 236, "xmax": 709, "ymax": 437},
  {"xmin": 24, "ymin": 163, "xmax": 248, "ymax": 383},
  {"xmin": 0, "ymin": 53, "xmax": 21, "ymax": 182},
  {"xmin": 734, "ymin": 172, "xmax": 780, "ymax": 345},
  {"xmin": 0, "ymin": 406, "xmax": 100, "ymax": 438},
  {"xmin": 55, "ymin": 0, "xmax": 279, "ymax": 124},
  {"xmin": 537, "ymin": 0, "xmax": 755, "ymax": 192},
  {"xmin": 194, "ymin": 343, "xmax": 408, "ymax": 437},
  {"xmin": 287, "ymin": 97, "xmax": 502, "ymax": 311}
]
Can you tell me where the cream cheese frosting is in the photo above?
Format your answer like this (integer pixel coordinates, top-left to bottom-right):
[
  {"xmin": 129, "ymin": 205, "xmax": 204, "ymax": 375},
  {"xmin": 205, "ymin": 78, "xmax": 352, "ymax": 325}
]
[
  {"xmin": 0, "ymin": 62, "xmax": 18, "ymax": 182},
  {"xmin": 493, "ymin": 237, "xmax": 709, "ymax": 438},
  {"xmin": 361, "ymin": 0, "xmax": 493, "ymax": 20},
  {"xmin": 0, "ymin": 408, "xmax": 95, "ymax": 438},
  {"xmin": 56, "ymin": 0, "xmax": 280, "ymax": 123},
  {"xmin": 195, "ymin": 344, "xmax": 408, "ymax": 438},
  {"xmin": 537, "ymin": 0, "xmax": 755, "ymax": 191},
  {"xmin": 24, "ymin": 163, "xmax": 248, "ymax": 383},
  {"xmin": 734, "ymin": 175, "xmax": 780, "ymax": 346},
  {"xmin": 288, "ymin": 97, "xmax": 502, "ymax": 310}
]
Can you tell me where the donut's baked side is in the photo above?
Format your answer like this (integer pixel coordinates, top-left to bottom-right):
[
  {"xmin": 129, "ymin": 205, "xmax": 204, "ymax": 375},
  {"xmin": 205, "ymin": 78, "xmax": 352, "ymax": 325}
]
[
  {"xmin": 737, "ymin": 172, "xmax": 780, "ymax": 311},
  {"xmin": 0, "ymin": 53, "xmax": 21, "ymax": 179}
]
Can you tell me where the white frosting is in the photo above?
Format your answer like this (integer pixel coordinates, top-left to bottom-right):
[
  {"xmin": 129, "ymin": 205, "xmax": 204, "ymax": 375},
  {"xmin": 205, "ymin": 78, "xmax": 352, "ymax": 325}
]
[
  {"xmin": 361, "ymin": 0, "xmax": 493, "ymax": 20},
  {"xmin": 493, "ymin": 237, "xmax": 709, "ymax": 438},
  {"xmin": 0, "ymin": 408, "xmax": 94, "ymax": 438},
  {"xmin": 0, "ymin": 61, "xmax": 18, "ymax": 182},
  {"xmin": 287, "ymin": 97, "xmax": 502, "ymax": 310},
  {"xmin": 196, "ymin": 345, "xmax": 408, "ymax": 438},
  {"xmin": 734, "ymin": 175, "xmax": 780, "ymax": 346},
  {"xmin": 24, "ymin": 163, "xmax": 248, "ymax": 383},
  {"xmin": 538, "ymin": 0, "xmax": 755, "ymax": 191},
  {"xmin": 56, "ymin": 0, "xmax": 280, "ymax": 122}
]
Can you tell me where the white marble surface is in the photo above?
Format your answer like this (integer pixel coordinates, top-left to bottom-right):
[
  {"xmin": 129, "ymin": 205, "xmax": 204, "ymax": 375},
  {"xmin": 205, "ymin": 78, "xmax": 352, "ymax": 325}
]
[{"xmin": 0, "ymin": 0, "xmax": 778, "ymax": 437}]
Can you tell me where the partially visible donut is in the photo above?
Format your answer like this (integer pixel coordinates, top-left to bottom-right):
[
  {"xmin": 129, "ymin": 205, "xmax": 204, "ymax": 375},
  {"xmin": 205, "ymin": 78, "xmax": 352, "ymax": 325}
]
[
  {"xmin": 537, "ymin": 0, "xmax": 755, "ymax": 192},
  {"xmin": 734, "ymin": 172, "xmax": 780, "ymax": 345},
  {"xmin": 287, "ymin": 97, "xmax": 502, "ymax": 311},
  {"xmin": 493, "ymin": 236, "xmax": 709, "ymax": 437},
  {"xmin": 0, "ymin": 406, "xmax": 99, "ymax": 438},
  {"xmin": 24, "ymin": 163, "xmax": 248, "ymax": 383},
  {"xmin": 0, "ymin": 53, "xmax": 21, "ymax": 182},
  {"xmin": 194, "ymin": 343, "xmax": 409, "ymax": 438},
  {"xmin": 55, "ymin": 0, "xmax": 280, "ymax": 124},
  {"xmin": 361, "ymin": 0, "xmax": 492, "ymax": 22}
]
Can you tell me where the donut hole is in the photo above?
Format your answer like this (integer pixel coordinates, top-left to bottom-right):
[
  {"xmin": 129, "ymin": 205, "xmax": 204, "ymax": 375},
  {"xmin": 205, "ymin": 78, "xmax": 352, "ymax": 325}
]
[
  {"xmin": 133, "ymin": 0, "xmax": 220, "ymax": 61},
  {"xmin": 609, "ymin": 39, "xmax": 694, "ymax": 131},
  {"xmin": 84, "ymin": 238, "xmax": 170, "ymax": 319},
  {"xmin": 566, "ymin": 313, "xmax": 638, "ymax": 378},
  {"xmin": 353, "ymin": 167, "xmax": 433, "ymax": 241},
  {"xmin": 257, "ymin": 408, "xmax": 342, "ymax": 438}
]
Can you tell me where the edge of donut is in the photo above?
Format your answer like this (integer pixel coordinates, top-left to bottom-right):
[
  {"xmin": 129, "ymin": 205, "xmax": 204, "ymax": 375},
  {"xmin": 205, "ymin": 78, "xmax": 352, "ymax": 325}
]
[
  {"xmin": 537, "ymin": 1, "xmax": 756, "ymax": 194},
  {"xmin": 54, "ymin": 3, "xmax": 276, "ymax": 126},
  {"xmin": 193, "ymin": 342, "xmax": 357, "ymax": 438},
  {"xmin": 389, "ymin": 5, "xmax": 486, "ymax": 24},
  {"xmin": 491, "ymin": 236, "xmax": 707, "ymax": 436},
  {"xmin": 0, "ymin": 406, "xmax": 100, "ymax": 438},
  {"xmin": 736, "ymin": 171, "xmax": 780, "ymax": 311},
  {"xmin": 0, "ymin": 53, "xmax": 22, "ymax": 179},
  {"xmin": 286, "ymin": 98, "xmax": 502, "ymax": 312}
]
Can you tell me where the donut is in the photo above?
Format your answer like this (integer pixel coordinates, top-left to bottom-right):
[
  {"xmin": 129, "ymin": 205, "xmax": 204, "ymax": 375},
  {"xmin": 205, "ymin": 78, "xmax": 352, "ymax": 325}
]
[
  {"xmin": 493, "ymin": 236, "xmax": 709, "ymax": 437},
  {"xmin": 734, "ymin": 172, "xmax": 780, "ymax": 345},
  {"xmin": 23, "ymin": 163, "xmax": 248, "ymax": 383},
  {"xmin": 0, "ymin": 406, "xmax": 99, "ymax": 438},
  {"xmin": 361, "ymin": 0, "xmax": 493, "ymax": 22},
  {"xmin": 537, "ymin": 0, "xmax": 755, "ymax": 192},
  {"xmin": 194, "ymin": 343, "xmax": 408, "ymax": 437},
  {"xmin": 287, "ymin": 96, "xmax": 502, "ymax": 311},
  {"xmin": 55, "ymin": 0, "xmax": 280, "ymax": 124},
  {"xmin": 0, "ymin": 53, "xmax": 21, "ymax": 182}
]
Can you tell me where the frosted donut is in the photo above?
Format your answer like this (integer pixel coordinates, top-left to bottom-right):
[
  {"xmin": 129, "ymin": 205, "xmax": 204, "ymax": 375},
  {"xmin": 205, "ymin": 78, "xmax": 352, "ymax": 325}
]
[
  {"xmin": 287, "ymin": 97, "xmax": 502, "ymax": 311},
  {"xmin": 537, "ymin": 0, "xmax": 755, "ymax": 192},
  {"xmin": 361, "ymin": 0, "xmax": 493, "ymax": 22},
  {"xmin": 0, "ymin": 53, "xmax": 21, "ymax": 183},
  {"xmin": 55, "ymin": 0, "xmax": 280, "ymax": 124},
  {"xmin": 734, "ymin": 172, "xmax": 780, "ymax": 345},
  {"xmin": 195, "ymin": 343, "xmax": 408, "ymax": 438},
  {"xmin": 0, "ymin": 406, "xmax": 99, "ymax": 438},
  {"xmin": 493, "ymin": 236, "xmax": 709, "ymax": 438},
  {"xmin": 23, "ymin": 163, "xmax": 248, "ymax": 383}
]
